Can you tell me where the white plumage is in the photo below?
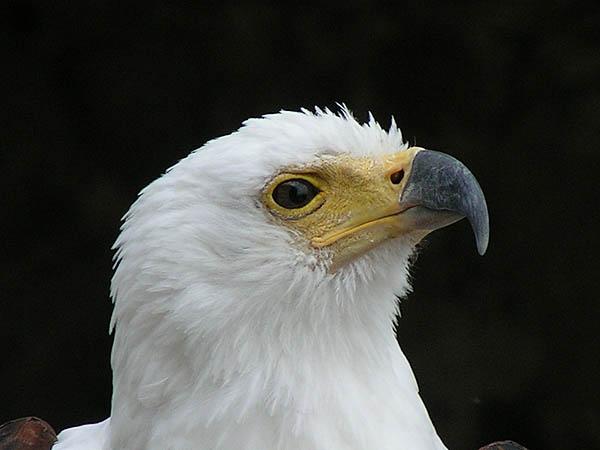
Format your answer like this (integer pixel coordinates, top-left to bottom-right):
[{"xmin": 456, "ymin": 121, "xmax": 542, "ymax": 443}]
[{"xmin": 55, "ymin": 108, "xmax": 450, "ymax": 450}]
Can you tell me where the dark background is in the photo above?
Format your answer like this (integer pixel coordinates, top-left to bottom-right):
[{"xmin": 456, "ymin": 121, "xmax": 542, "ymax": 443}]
[{"xmin": 2, "ymin": 1, "xmax": 599, "ymax": 449}]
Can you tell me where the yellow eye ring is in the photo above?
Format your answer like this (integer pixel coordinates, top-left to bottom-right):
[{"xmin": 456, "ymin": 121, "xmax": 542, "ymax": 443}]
[{"xmin": 263, "ymin": 173, "xmax": 327, "ymax": 219}]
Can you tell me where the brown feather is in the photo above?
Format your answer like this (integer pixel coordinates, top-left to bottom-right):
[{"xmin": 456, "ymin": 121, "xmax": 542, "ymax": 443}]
[{"xmin": 0, "ymin": 417, "xmax": 57, "ymax": 450}]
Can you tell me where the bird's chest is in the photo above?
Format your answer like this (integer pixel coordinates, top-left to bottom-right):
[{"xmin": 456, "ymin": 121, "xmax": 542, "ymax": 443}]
[{"xmin": 140, "ymin": 368, "xmax": 444, "ymax": 450}]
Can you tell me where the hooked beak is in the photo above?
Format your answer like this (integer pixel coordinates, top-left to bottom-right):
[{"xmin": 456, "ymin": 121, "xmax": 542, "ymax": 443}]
[
  {"xmin": 309, "ymin": 147, "xmax": 490, "ymax": 266},
  {"xmin": 399, "ymin": 149, "xmax": 489, "ymax": 255}
]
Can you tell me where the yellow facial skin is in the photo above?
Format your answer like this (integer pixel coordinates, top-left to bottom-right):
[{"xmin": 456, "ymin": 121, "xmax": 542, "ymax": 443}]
[{"xmin": 262, "ymin": 147, "xmax": 428, "ymax": 271}]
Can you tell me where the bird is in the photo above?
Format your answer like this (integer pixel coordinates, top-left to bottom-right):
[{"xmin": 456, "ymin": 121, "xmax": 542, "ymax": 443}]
[{"xmin": 5, "ymin": 107, "xmax": 517, "ymax": 450}]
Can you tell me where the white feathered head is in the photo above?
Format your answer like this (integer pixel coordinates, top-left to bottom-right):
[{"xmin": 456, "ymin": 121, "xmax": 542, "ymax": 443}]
[
  {"xmin": 101, "ymin": 107, "xmax": 489, "ymax": 449},
  {"xmin": 108, "ymin": 106, "xmax": 487, "ymax": 412}
]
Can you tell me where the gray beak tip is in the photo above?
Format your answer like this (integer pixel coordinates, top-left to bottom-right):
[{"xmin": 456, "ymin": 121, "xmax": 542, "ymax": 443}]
[
  {"xmin": 470, "ymin": 189, "xmax": 489, "ymax": 256},
  {"xmin": 476, "ymin": 228, "xmax": 489, "ymax": 256}
]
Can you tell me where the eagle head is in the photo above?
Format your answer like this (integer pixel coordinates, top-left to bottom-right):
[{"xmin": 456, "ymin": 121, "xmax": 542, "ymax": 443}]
[{"xmin": 106, "ymin": 107, "xmax": 488, "ymax": 449}]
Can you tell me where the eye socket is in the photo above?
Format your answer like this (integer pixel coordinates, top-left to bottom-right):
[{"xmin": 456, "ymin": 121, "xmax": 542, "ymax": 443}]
[{"xmin": 272, "ymin": 178, "xmax": 320, "ymax": 209}]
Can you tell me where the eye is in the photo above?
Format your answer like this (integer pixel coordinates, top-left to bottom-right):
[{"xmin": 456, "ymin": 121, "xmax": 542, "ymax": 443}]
[{"xmin": 272, "ymin": 179, "xmax": 320, "ymax": 209}]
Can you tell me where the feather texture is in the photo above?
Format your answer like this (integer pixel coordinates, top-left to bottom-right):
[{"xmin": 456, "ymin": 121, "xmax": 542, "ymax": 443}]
[{"xmin": 55, "ymin": 108, "xmax": 446, "ymax": 450}]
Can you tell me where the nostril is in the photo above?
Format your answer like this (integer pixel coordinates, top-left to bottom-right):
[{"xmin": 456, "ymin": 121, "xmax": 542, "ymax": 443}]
[{"xmin": 390, "ymin": 169, "xmax": 404, "ymax": 185}]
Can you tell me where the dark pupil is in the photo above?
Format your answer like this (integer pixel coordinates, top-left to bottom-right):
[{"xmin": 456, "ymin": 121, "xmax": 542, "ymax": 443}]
[{"xmin": 272, "ymin": 179, "xmax": 319, "ymax": 209}]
